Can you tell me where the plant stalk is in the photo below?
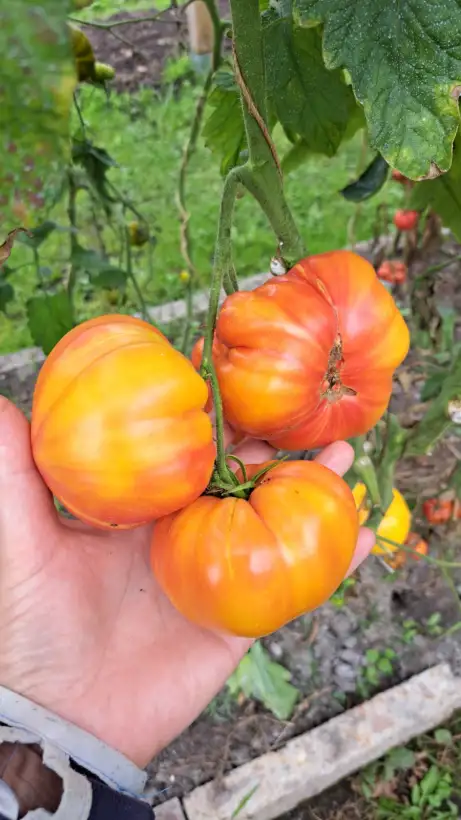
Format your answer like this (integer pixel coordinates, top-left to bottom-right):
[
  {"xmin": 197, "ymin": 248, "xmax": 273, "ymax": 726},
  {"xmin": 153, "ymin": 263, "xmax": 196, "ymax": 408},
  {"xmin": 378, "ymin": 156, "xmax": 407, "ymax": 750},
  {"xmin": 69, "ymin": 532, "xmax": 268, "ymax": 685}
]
[
  {"xmin": 201, "ymin": 168, "xmax": 243, "ymax": 486},
  {"xmin": 229, "ymin": 0, "xmax": 305, "ymax": 265},
  {"xmin": 179, "ymin": 0, "xmax": 225, "ymax": 352},
  {"xmin": 67, "ymin": 171, "xmax": 78, "ymax": 298}
]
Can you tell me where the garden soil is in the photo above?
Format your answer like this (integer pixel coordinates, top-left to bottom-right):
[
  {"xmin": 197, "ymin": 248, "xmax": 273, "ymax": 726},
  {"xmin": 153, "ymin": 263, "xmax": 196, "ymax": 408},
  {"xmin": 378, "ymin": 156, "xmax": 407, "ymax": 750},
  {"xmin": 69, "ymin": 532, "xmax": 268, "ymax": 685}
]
[{"xmin": 81, "ymin": 1, "xmax": 231, "ymax": 93}]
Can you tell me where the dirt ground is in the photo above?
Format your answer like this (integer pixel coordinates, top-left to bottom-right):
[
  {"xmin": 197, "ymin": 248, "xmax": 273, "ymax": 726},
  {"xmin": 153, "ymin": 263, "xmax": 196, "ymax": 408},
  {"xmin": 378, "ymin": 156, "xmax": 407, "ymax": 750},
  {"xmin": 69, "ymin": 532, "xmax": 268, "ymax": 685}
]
[{"xmin": 82, "ymin": 1, "xmax": 231, "ymax": 92}]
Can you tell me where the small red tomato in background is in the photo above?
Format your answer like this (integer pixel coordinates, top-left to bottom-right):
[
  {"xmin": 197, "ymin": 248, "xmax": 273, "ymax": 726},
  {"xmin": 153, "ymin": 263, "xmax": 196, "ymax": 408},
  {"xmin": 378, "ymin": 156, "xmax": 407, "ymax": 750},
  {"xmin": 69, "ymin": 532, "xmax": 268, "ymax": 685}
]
[
  {"xmin": 151, "ymin": 460, "xmax": 358, "ymax": 638},
  {"xmin": 422, "ymin": 498, "xmax": 453, "ymax": 525},
  {"xmin": 388, "ymin": 532, "xmax": 428, "ymax": 569},
  {"xmin": 32, "ymin": 315, "xmax": 215, "ymax": 529},
  {"xmin": 405, "ymin": 531, "xmax": 428, "ymax": 561},
  {"xmin": 203, "ymin": 250, "xmax": 409, "ymax": 450},
  {"xmin": 394, "ymin": 209, "xmax": 419, "ymax": 231},
  {"xmin": 377, "ymin": 260, "xmax": 407, "ymax": 285}
]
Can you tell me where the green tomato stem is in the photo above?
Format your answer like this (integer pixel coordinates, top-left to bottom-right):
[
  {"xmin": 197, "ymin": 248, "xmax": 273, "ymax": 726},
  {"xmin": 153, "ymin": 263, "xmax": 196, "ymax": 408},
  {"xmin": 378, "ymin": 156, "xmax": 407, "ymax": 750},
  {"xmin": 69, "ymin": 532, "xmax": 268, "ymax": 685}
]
[
  {"xmin": 206, "ymin": 360, "xmax": 236, "ymax": 487},
  {"xmin": 354, "ymin": 454, "xmax": 382, "ymax": 507},
  {"xmin": 202, "ymin": 167, "xmax": 243, "ymax": 364},
  {"xmin": 228, "ymin": 0, "xmax": 305, "ymax": 266},
  {"xmin": 378, "ymin": 535, "xmax": 461, "ymax": 568}
]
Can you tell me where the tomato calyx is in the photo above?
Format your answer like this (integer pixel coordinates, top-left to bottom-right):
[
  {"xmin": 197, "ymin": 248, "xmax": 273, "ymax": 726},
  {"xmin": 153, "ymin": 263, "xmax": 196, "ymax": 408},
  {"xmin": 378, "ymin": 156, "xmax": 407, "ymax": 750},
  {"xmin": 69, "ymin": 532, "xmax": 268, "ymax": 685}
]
[
  {"xmin": 205, "ymin": 458, "xmax": 284, "ymax": 500},
  {"xmin": 320, "ymin": 334, "xmax": 356, "ymax": 403}
]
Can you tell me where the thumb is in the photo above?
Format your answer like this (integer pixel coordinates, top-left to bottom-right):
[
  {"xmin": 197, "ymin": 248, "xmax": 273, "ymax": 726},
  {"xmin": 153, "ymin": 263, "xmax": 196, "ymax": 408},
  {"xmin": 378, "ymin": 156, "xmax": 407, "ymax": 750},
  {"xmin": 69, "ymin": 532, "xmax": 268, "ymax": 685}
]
[{"xmin": 0, "ymin": 396, "xmax": 57, "ymax": 555}]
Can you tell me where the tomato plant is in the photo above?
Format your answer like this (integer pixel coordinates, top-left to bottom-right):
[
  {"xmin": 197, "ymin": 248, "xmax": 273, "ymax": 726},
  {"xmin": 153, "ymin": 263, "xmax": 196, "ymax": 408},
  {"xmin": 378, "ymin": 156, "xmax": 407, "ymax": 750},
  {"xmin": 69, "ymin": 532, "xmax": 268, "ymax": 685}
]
[
  {"xmin": 31, "ymin": 315, "xmax": 215, "ymax": 529},
  {"xmin": 151, "ymin": 460, "xmax": 358, "ymax": 637}
]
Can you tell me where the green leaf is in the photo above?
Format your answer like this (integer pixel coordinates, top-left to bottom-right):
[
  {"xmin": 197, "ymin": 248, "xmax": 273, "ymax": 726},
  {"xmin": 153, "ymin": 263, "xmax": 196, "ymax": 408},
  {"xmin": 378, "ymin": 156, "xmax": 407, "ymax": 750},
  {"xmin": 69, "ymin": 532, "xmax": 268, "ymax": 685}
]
[
  {"xmin": 227, "ymin": 641, "xmax": 299, "ymax": 720},
  {"xmin": 449, "ymin": 462, "xmax": 461, "ymax": 495},
  {"xmin": 203, "ymin": 70, "xmax": 247, "ymax": 176},
  {"xmin": 263, "ymin": 3, "xmax": 357, "ymax": 157},
  {"xmin": 295, "ymin": 0, "xmax": 461, "ymax": 179},
  {"xmin": 91, "ymin": 268, "xmax": 127, "ymax": 289},
  {"xmin": 434, "ymin": 728, "xmax": 453, "ymax": 745},
  {"xmin": 365, "ymin": 648, "xmax": 379, "ymax": 664},
  {"xmin": 420, "ymin": 765, "xmax": 441, "ymax": 798},
  {"xmin": 407, "ymin": 350, "xmax": 461, "ymax": 455},
  {"xmin": 72, "ymin": 140, "xmax": 117, "ymax": 211},
  {"xmin": 0, "ymin": 281, "xmax": 14, "ymax": 312},
  {"xmin": 18, "ymin": 221, "xmax": 57, "ymax": 250},
  {"xmin": 26, "ymin": 290, "xmax": 74, "ymax": 354},
  {"xmin": 231, "ymin": 786, "xmax": 259, "ymax": 819},
  {"xmin": 71, "ymin": 246, "xmax": 127, "ymax": 288},
  {"xmin": 281, "ymin": 140, "xmax": 311, "ymax": 175},
  {"xmin": 421, "ymin": 372, "xmax": 446, "ymax": 402},
  {"xmin": 365, "ymin": 666, "xmax": 378, "ymax": 685},
  {"xmin": 411, "ymin": 137, "xmax": 461, "ymax": 240},
  {"xmin": 411, "ymin": 783, "xmax": 422, "ymax": 806},
  {"xmin": 340, "ymin": 155, "xmax": 389, "ymax": 202},
  {"xmin": 0, "ymin": 1, "xmax": 74, "ymax": 231},
  {"xmin": 386, "ymin": 747, "xmax": 416, "ymax": 773},
  {"xmin": 377, "ymin": 657, "xmax": 393, "ymax": 675}
]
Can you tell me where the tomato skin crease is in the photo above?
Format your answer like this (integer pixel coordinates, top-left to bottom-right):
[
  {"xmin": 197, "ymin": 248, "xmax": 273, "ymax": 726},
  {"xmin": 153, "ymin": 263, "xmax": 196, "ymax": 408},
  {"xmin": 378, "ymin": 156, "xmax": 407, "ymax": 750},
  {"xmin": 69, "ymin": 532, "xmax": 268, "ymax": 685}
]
[
  {"xmin": 151, "ymin": 460, "xmax": 358, "ymax": 638},
  {"xmin": 199, "ymin": 250, "xmax": 409, "ymax": 450},
  {"xmin": 31, "ymin": 315, "xmax": 215, "ymax": 529}
]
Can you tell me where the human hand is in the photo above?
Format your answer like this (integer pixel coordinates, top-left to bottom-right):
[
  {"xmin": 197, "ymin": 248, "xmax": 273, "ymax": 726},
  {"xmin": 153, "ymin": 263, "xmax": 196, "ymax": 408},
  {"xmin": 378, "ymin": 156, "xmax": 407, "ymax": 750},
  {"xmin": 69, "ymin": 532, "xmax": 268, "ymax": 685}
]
[{"xmin": 0, "ymin": 396, "xmax": 373, "ymax": 767}]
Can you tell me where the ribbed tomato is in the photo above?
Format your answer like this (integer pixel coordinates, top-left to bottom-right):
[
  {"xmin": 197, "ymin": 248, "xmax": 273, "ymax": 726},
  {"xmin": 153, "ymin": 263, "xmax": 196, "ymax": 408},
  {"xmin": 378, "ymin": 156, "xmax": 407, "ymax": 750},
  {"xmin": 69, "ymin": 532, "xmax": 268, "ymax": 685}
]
[
  {"xmin": 151, "ymin": 460, "xmax": 358, "ymax": 638},
  {"xmin": 209, "ymin": 251, "xmax": 409, "ymax": 450},
  {"xmin": 31, "ymin": 315, "xmax": 215, "ymax": 529}
]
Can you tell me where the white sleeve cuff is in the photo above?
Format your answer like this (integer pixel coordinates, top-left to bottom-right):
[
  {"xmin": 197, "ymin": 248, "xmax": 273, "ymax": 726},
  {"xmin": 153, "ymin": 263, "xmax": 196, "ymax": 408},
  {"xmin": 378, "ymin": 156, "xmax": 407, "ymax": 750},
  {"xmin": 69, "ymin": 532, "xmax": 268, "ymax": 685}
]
[{"xmin": 0, "ymin": 686, "xmax": 147, "ymax": 799}]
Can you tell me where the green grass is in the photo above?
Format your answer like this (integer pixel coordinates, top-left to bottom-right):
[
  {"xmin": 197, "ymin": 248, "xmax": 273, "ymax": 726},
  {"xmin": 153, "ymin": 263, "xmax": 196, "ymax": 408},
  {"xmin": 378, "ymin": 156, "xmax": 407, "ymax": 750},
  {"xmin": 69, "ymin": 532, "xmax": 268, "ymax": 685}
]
[{"xmin": 1, "ymin": 79, "xmax": 403, "ymax": 354}]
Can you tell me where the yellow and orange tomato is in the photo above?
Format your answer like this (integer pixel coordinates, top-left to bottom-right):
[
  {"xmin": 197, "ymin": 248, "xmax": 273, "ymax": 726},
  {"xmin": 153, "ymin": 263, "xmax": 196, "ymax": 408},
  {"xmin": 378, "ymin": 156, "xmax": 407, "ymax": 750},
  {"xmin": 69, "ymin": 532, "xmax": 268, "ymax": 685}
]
[
  {"xmin": 151, "ymin": 460, "xmax": 358, "ymax": 638},
  {"xmin": 196, "ymin": 251, "xmax": 409, "ymax": 450},
  {"xmin": 352, "ymin": 482, "xmax": 411, "ymax": 556},
  {"xmin": 31, "ymin": 315, "xmax": 215, "ymax": 529}
]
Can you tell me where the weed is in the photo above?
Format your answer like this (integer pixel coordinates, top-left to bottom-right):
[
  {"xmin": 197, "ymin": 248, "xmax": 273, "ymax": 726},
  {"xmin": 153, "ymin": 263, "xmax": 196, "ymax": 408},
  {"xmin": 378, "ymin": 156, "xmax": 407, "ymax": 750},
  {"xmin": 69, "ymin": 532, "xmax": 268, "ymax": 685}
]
[{"xmin": 356, "ymin": 647, "xmax": 396, "ymax": 697}]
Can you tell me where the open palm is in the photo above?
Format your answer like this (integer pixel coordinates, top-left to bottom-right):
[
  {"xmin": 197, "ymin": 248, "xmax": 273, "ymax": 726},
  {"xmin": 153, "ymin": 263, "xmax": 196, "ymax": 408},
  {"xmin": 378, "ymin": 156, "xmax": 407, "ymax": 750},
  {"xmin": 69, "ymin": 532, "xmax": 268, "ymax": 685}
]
[{"xmin": 0, "ymin": 396, "xmax": 373, "ymax": 768}]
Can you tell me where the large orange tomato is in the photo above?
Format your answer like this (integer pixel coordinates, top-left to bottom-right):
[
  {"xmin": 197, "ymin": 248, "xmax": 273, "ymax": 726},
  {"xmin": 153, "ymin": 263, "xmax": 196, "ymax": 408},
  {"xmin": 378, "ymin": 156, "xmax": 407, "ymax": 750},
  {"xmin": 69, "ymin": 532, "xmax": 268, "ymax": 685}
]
[
  {"xmin": 209, "ymin": 251, "xmax": 409, "ymax": 449},
  {"xmin": 31, "ymin": 315, "xmax": 215, "ymax": 529},
  {"xmin": 151, "ymin": 460, "xmax": 358, "ymax": 637}
]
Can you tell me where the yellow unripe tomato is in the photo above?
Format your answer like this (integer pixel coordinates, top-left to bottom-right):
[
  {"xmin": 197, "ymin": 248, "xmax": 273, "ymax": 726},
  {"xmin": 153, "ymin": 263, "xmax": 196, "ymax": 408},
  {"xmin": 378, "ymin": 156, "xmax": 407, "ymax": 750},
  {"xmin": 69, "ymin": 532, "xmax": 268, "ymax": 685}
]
[
  {"xmin": 69, "ymin": 25, "xmax": 95, "ymax": 82},
  {"xmin": 180, "ymin": 270, "xmax": 191, "ymax": 283},
  {"xmin": 94, "ymin": 62, "xmax": 116, "ymax": 82},
  {"xmin": 352, "ymin": 483, "xmax": 411, "ymax": 556},
  {"xmin": 128, "ymin": 221, "xmax": 149, "ymax": 247}
]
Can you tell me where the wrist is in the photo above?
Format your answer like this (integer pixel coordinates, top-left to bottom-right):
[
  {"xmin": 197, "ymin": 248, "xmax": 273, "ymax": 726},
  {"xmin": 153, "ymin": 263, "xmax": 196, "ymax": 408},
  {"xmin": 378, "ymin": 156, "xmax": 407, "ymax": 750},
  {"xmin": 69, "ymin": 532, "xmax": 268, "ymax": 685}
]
[{"xmin": 0, "ymin": 685, "xmax": 147, "ymax": 798}]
